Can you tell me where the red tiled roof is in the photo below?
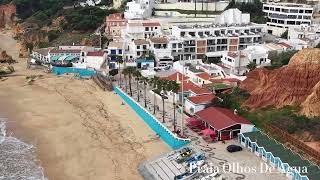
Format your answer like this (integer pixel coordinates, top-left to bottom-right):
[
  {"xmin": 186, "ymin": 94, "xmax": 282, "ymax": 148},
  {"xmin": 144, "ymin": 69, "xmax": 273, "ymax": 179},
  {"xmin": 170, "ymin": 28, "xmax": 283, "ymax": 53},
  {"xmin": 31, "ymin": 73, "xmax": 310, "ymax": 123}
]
[
  {"xmin": 134, "ymin": 39, "xmax": 149, "ymax": 45},
  {"xmin": 179, "ymin": 81, "xmax": 211, "ymax": 95},
  {"xmin": 195, "ymin": 107, "xmax": 252, "ymax": 130},
  {"xmin": 142, "ymin": 22, "xmax": 160, "ymax": 26},
  {"xmin": 50, "ymin": 49, "xmax": 81, "ymax": 54},
  {"xmin": 107, "ymin": 13, "xmax": 125, "ymax": 21},
  {"xmin": 187, "ymin": 94, "xmax": 216, "ymax": 104},
  {"xmin": 161, "ymin": 72, "xmax": 188, "ymax": 81},
  {"xmin": 279, "ymin": 42, "xmax": 292, "ymax": 48},
  {"xmin": 196, "ymin": 72, "xmax": 211, "ymax": 80},
  {"xmin": 87, "ymin": 51, "xmax": 105, "ymax": 57}
]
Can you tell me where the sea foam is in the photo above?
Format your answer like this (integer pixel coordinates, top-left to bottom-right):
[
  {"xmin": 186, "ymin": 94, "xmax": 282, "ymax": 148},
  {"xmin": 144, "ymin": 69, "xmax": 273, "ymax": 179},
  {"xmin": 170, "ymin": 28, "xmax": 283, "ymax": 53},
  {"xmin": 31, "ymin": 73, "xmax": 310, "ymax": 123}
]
[{"xmin": 0, "ymin": 118, "xmax": 47, "ymax": 180}]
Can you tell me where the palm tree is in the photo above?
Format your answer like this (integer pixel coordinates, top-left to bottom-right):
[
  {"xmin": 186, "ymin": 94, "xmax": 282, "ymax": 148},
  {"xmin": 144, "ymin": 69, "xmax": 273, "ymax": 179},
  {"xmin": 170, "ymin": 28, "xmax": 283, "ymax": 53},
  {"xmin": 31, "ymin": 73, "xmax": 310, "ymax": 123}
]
[
  {"xmin": 247, "ymin": 62, "xmax": 257, "ymax": 71},
  {"xmin": 123, "ymin": 66, "xmax": 135, "ymax": 96},
  {"xmin": 149, "ymin": 76, "xmax": 159, "ymax": 114},
  {"xmin": 133, "ymin": 69, "xmax": 141, "ymax": 102},
  {"xmin": 167, "ymin": 80, "xmax": 180, "ymax": 132},
  {"xmin": 157, "ymin": 79, "xmax": 168, "ymax": 123},
  {"xmin": 116, "ymin": 55, "xmax": 124, "ymax": 87},
  {"xmin": 140, "ymin": 76, "xmax": 149, "ymax": 108}
]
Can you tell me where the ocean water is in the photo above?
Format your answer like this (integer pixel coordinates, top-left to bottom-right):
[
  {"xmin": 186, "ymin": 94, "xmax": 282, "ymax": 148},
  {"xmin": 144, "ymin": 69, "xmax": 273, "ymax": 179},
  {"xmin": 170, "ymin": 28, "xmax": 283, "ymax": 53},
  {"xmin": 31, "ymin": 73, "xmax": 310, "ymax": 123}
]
[{"xmin": 0, "ymin": 118, "xmax": 47, "ymax": 180}]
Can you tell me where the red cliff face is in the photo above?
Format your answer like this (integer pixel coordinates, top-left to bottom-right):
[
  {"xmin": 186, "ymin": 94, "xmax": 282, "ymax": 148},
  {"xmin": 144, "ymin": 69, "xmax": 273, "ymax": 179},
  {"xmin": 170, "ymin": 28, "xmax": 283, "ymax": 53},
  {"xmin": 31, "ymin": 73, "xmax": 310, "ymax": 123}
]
[
  {"xmin": 0, "ymin": 4, "xmax": 16, "ymax": 29},
  {"xmin": 240, "ymin": 48, "xmax": 320, "ymax": 118}
]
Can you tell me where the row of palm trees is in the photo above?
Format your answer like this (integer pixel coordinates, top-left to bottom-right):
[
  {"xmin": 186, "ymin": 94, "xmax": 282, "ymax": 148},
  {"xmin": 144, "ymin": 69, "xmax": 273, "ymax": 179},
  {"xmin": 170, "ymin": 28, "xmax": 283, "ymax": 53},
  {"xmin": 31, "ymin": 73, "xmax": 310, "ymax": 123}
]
[{"xmin": 120, "ymin": 66, "xmax": 180, "ymax": 132}]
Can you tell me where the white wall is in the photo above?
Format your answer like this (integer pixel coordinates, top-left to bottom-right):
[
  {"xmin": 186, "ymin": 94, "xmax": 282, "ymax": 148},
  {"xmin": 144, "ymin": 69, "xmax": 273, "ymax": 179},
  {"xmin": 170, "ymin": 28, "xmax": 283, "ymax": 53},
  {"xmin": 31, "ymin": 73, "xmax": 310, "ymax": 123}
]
[
  {"xmin": 184, "ymin": 99, "xmax": 206, "ymax": 114},
  {"xmin": 154, "ymin": 1, "xmax": 228, "ymax": 12},
  {"xmin": 240, "ymin": 124, "xmax": 255, "ymax": 134}
]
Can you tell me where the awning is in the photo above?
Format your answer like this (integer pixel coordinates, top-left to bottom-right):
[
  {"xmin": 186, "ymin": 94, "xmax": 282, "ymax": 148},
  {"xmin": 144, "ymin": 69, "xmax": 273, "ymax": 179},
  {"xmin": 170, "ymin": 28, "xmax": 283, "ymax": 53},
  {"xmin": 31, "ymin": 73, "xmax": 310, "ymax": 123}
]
[{"xmin": 186, "ymin": 117, "xmax": 202, "ymax": 126}]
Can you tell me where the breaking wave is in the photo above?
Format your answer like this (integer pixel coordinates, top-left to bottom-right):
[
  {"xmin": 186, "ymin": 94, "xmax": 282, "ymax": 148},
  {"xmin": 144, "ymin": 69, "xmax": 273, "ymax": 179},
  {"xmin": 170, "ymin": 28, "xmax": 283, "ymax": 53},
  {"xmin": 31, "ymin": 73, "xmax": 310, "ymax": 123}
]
[{"xmin": 0, "ymin": 118, "xmax": 47, "ymax": 180}]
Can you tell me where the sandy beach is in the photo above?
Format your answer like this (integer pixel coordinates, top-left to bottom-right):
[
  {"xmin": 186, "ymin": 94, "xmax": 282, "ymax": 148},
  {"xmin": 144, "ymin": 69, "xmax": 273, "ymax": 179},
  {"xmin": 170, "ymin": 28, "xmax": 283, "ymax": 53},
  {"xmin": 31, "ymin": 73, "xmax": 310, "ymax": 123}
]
[{"xmin": 0, "ymin": 30, "xmax": 169, "ymax": 180}]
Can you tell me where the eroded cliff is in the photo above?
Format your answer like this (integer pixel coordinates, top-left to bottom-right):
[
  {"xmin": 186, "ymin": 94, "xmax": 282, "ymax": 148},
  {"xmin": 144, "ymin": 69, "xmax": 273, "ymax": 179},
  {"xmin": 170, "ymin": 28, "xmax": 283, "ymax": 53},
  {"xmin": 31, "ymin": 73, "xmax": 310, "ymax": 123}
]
[
  {"xmin": 240, "ymin": 48, "xmax": 320, "ymax": 118},
  {"xmin": 0, "ymin": 4, "xmax": 16, "ymax": 29}
]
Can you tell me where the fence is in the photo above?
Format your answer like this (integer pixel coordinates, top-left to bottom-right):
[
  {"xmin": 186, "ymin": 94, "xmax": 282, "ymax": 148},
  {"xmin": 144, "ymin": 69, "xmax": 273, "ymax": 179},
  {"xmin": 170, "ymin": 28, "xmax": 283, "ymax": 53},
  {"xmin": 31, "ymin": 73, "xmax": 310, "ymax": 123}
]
[{"xmin": 264, "ymin": 123, "xmax": 320, "ymax": 165}]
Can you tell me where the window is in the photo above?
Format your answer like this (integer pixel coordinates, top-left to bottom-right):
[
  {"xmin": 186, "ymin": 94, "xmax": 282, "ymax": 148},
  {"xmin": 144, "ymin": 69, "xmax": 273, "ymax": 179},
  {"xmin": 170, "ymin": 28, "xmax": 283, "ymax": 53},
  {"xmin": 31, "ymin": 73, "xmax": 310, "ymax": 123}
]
[
  {"xmin": 275, "ymin": 8, "xmax": 280, "ymax": 12},
  {"xmin": 145, "ymin": 27, "xmax": 149, "ymax": 31},
  {"xmin": 178, "ymin": 43, "xmax": 182, "ymax": 48},
  {"xmin": 155, "ymin": 27, "xmax": 157, "ymax": 30},
  {"xmin": 143, "ymin": 45, "xmax": 147, "ymax": 49},
  {"xmin": 173, "ymin": 43, "xmax": 176, "ymax": 48},
  {"xmin": 137, "ymin": 45, "xmax": 140, "ymax": 49},
  {"xmin": 305, "ymin": 10, "xmax": 313, "ymax": 14},
  {"xmin": 253, "ymin": 59, "xmax": 256, "ymax": 63},
  {"xmin": 137, "ymin": 52, "xmax": 140, "ymax": 56}
]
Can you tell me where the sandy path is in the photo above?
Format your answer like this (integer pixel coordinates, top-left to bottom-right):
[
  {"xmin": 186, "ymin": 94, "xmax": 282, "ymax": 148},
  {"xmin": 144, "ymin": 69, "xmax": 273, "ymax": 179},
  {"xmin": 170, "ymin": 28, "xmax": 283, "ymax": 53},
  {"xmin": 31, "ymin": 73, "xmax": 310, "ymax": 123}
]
[{"xmin": 0, "ymin": 30, "xmax": 169, "ymax": 180}]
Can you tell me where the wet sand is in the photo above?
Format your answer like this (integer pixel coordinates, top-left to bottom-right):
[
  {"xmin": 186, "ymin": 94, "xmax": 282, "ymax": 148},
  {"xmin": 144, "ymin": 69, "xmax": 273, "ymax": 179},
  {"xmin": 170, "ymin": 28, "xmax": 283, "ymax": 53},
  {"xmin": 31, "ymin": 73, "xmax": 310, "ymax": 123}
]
[{"xmin": 0, "ymin": 30, "xmax": 169, "ymax": 180}]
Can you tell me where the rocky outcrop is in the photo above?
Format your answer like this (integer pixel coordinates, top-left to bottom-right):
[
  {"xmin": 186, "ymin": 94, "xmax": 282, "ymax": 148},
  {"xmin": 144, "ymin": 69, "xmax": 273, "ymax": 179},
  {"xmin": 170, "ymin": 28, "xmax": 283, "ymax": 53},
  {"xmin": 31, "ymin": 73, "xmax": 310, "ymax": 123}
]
[
  {"xmin": 0, "ymin": 51, "xmax": 15, "ymax": 63},
  {"xmin": 240, "ymin": 48, "xmax": 320, "ymax": 117},
  {"xmin": 0, "ymin": 4, "xmax": 16, "ymax": 29}
]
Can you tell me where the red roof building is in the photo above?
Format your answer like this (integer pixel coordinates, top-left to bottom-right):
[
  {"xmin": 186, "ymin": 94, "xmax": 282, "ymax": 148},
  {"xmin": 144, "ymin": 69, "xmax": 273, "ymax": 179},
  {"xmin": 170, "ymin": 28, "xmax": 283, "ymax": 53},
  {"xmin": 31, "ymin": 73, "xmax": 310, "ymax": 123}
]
[
  {"xmin": 194, "ymin": 107, "xmax": 254, "ymax": 140},
  {"xmin": 196, "ymin": 72, "xmax": 211, "ymax": 81},
  {"xmin": 87, "ymin": 51, "xmax": 105, "ymax": 57},
  {"xmin": 142, "ymin": 22, "xmax": 161, "ymax": 26},
  {"xmin": 179, "ymin": 81, "xmax": 211, "ymax": 95},
  {"xmin": 187, "ymin": 94, "xmax": 216, "ymax": 105},
  {"xmin": 161, "ymin": 72, "xmax": 188, "ymax": 81}
]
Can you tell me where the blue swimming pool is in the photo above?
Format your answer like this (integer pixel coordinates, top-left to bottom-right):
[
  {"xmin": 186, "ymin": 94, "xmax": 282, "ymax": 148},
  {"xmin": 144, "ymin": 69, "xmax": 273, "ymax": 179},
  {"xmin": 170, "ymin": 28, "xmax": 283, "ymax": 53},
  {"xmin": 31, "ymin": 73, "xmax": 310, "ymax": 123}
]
[
  {"xmin": 114, "ymin": 86, "xmax": 190, "ymax": 150},
  {"xmin": 52, "ymin": 67, "xmax": 96, "ymax": 77}
]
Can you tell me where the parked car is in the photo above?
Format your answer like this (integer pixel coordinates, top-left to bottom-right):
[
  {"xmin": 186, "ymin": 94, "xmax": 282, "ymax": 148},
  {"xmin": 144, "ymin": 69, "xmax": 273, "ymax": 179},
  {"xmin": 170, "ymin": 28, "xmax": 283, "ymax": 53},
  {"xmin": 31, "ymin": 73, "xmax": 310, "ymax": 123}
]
[{"xmin": 226, "ymin": 145, "xmax": 243, "ymax": 153}]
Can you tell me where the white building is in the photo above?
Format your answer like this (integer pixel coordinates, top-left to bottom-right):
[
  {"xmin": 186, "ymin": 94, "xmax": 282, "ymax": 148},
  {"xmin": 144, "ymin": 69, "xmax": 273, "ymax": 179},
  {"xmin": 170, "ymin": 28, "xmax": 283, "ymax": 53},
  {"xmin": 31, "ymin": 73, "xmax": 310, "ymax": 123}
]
[
  {"xmin": 149, "ymin": 37, "xmax": 173, "ymax": 66},
  {"xmin": 170, "ymin": 9, "xmax": 264, "ymax": 61},
  {"xmin": 124, "ymin": 0, "xmax": 154, "ymax": 20},
  {"xmin": 287, "ymin": 24, "xmax": 320, "ymax": 49},
  {"xmin": 122, "ymin": 21, "xmax": 162, "ymax": 40},
  {"xmin": 185, "ymin": 94, "xmax": 216, "ymax": 114},
  {"xmin": 263, "ymin": 2, "xmax": 314, "ymax": 36},
  {"xmin": 221, "ymin": 45, "xmax": 270, "ymax": 75},
  {"xmin": 83, "ymin": 51, "xmax": 107, "ymax": 70}
]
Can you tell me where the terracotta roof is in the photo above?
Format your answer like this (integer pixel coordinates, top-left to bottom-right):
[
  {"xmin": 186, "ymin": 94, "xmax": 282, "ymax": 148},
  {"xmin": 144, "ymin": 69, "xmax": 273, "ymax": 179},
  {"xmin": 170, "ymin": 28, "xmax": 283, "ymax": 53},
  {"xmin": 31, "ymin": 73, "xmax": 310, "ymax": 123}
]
[
  {"xmin": 279, "ymin": 42, "xmax": 292, "ymax": 48},
  {"xmin": 179, "ymin": 81, "xmax": 211, "ymax": 95},
  {"xmin": 187, "ymin": 94, "xmax": 216, "ymax": 105},
  {"xmin": 50, "ymin": 49, "xmax": 81, "ymax": 54},
  {"xmin": 161, "ymin": 72, "xmax": 188, "ymax": 81},
  {"xmin": 195, "ymin": 107, "xmax": 252, "ymax": 130},
  {"xmin": 142, "ymin": 22, "xmax": 160, "ymax": 26},
  {"xmin": 196, "ymin": 72, "xmax": 211, "ymax": 80},
  {"xmin": 149, "ymin": 37, "xmax": 168, "ymax": 44},
  {"xmin": 133, "ymin": 39, "xmax": 149, "ymax": 45},
  {"xmin": 106, "ymin": 13, "xmax": 126, "ymax": 21},
  {"xmin": 87, "ymin": 51, "xmax": 105, "ymax": 57}
]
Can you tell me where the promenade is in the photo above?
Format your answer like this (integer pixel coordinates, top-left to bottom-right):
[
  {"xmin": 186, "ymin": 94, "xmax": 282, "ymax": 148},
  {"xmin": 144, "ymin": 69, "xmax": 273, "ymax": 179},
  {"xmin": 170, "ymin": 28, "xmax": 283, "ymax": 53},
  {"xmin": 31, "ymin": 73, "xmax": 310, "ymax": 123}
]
[{"xmin": 116, "ymin": 77, "xmax": 287, "ymax": 180}]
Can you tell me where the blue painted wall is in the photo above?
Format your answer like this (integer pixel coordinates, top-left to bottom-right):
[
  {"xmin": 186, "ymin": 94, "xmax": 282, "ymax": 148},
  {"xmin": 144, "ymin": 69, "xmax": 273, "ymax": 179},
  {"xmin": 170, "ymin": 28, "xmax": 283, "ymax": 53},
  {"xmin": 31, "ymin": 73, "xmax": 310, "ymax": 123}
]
[{"xmin": 114, "ymin": 86, "xmax": 190, "ymax": 149}]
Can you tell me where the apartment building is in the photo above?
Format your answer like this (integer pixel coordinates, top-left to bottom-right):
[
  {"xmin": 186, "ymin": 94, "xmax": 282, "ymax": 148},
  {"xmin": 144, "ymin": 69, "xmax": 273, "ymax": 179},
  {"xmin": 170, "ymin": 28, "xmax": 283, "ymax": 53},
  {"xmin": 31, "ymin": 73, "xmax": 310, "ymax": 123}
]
[
  {"xmin": 170, "ymin": 9, "xmax": 264, "ymax": 61},
  {"xmin": 221, "ymin": 45, "xmax": 269, "ymax": 75},
  {"xmin": 263, "ymin": 2, "xmax": 314, "ymax": 36},
  {"xmin": 121, "ymin": 21, "xmax": 162, "ymax": 40},
  {"xmin": 149, "ymin": 37, "xmax": 173, "ymax": 66}
]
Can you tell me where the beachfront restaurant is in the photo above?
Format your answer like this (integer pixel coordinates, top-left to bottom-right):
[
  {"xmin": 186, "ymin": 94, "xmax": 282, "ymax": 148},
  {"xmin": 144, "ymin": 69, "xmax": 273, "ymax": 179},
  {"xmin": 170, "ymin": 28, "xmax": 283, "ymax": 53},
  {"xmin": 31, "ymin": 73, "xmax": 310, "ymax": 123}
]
[
  {"xmin": 50, "ymin": 55, "xmax": 79, "ymax": 66},
  {"xmin": 239, "ymin": 131, "xmax": 320, "ymax": 180},
  {"xmin": 194, "ymin": 107, "xmax": 255, "ymax": 140}
]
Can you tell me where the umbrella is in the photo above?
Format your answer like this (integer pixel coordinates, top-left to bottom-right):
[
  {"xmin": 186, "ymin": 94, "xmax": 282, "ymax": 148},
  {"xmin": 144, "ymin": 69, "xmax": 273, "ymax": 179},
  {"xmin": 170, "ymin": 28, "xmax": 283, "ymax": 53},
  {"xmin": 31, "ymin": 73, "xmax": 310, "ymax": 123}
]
[
  {"xmin": 186, "ymin": 117, "xmax": 202, "ymax": 126},
  {"xmin": 201, "ymin": 129, "xmax": 216, "ymax": 136}
]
